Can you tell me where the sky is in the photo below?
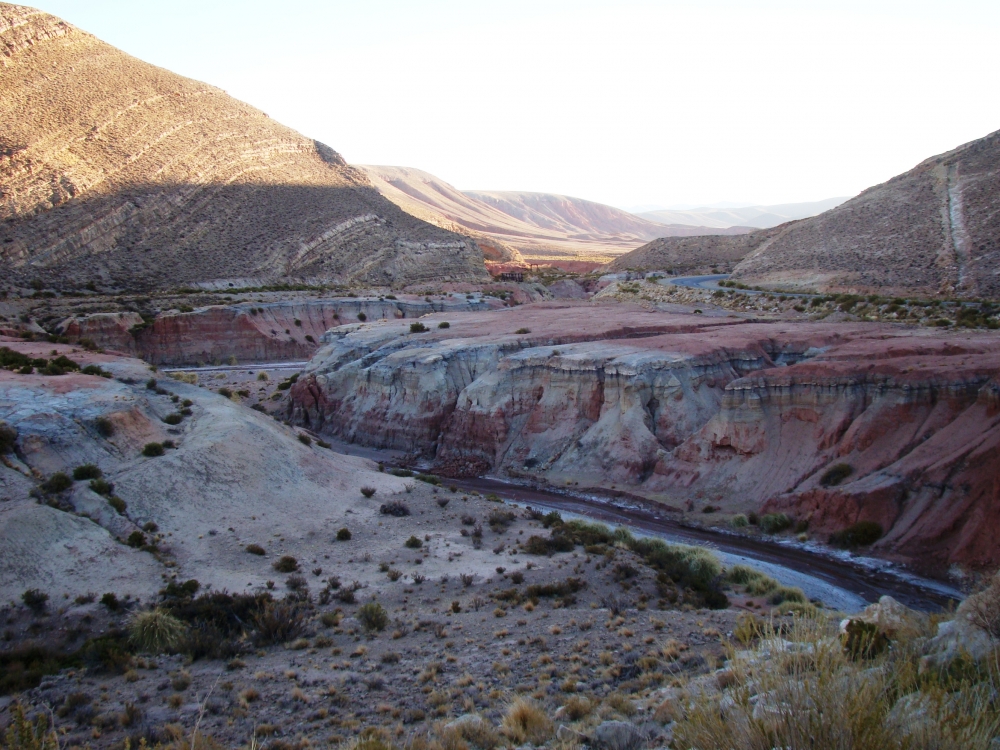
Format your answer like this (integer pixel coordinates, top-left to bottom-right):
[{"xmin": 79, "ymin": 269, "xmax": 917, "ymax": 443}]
[{"xmin": 38, "ymin": 0, "xmax": 1000, "ymax": 210}]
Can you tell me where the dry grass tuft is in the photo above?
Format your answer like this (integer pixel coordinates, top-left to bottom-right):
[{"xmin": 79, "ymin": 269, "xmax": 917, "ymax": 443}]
[{"xmin": 501, "ymin": 698, "xmax": 553, "ymax": 744}]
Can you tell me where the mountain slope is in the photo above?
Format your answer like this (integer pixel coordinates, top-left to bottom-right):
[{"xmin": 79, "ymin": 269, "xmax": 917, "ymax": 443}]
[
  {"xmin": 0, "ymin": 4, "xmax": 488, "ymax": 291},
  {"xmin": 733, "ymin": 130, "xmax": 1000, "ymax": 298},
  {"xmin": 361, "ymin": 166, "xmax": 749, "ymax": 263},
  {"xmin": 605, "ymin": 224, "xmax": 789, "ymax": 275},
  {"xmin": 638, "ymin": 197, "xmax": 849, "ymax": 229}
]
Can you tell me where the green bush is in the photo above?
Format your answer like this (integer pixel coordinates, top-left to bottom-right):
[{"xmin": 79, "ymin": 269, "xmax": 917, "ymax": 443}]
[
  {"xmin": 404, "ymin": 535, "xmax": 423, "ymax": 549},
  {"xmin": 126, "ymin": 531, "xmax": 146, "ymax": 548},
  {"xmin": 438, "ymin": 321, "xmax": 450, "ymax": 329},
  {"xmin": 820, "ymin": 463, "xmax": 853, "ymax": 487},
  {"xmin": 100, "ymin": 593, "xmax": 121, "ymax": 611},
  {"xmin": 298, "ymin": 434, "xmax": 312, "ymax": 446},
  {"xmin": 356, "ymin": 602, "xmax": 390, "ymax": 633},
  {"xmin": 72, "ymin": 464, "xmax": 102, "ymax": 480},
  {"xmin": 108, "ymin": 496, "xmax": 127, "ymax": 514},
  {"xmin": 515, "ymin": 328, "xmax": 531, "ymax": 334},
  {"xmin": 141, "ymin": 443, "xmax": 164, "ymax": 457},
  {"xmin": 730, "ymin": 514, "xmax": 749, "ymax": 528},
  {"xmin": 830, "ymin": 521, "xmax": 883, "ymax": 548},
  {"xmin": 409, "ymin": 322, "xmax": 428, "ymax": 333},
  {"xmin": 40, "ymin": 472, "xmax": 73, "ymax": 493},
  {"xmin": 163, "ymin": 413, "xmax": 183, "ymax": 425},
  {"xmin": 246, "ymin": 544, "xmax": 266, "ymax": 556},
  {"xmin": 759, "ymin": 513, "xmax": 793, "ymax": 534},
  {"xmin": 357, "ymin": 312, "xmax": 367, "ymax": 322},
  {"xmin": 336, "ymin": 528, "xmax": 352, "ymax": 541},
  {"xmin": 217, "ymin": 387, "xmax": 232, "ymax": 398}
]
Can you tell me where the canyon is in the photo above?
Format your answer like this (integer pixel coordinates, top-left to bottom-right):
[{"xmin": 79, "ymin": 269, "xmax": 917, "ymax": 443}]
[{"xmin": 288, "ymin": 302, "xmax": 1000, "ymax": 573}]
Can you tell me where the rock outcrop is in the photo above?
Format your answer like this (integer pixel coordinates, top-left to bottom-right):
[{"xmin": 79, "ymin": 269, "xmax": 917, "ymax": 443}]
[
  {"xmin": 58, "ymin": 296, "xmax": 504, "ymax": 365},
  {"xmin": 289, "ymin": 303, "xmax": 1000, "ymax": 571},
  {"xmin": 0, "ymin": 4, "xmax": 488, "ymax": 291},
  {"xmin": 0, "ymin": 335, "xmax": 402, "ymax": 601}
]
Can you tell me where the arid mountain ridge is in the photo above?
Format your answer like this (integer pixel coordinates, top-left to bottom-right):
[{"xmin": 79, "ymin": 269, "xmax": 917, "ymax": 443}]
[
  {"xmin": 613, "ymin": 128, "xmax": 1000, "ymax": 299},
  {"xmin": 0, "ymin": 4, "xmax": 489, "ymax": 291},
  {"xmin": 361, "ymin": 165, "xmax": 752, "ymax": 265}
]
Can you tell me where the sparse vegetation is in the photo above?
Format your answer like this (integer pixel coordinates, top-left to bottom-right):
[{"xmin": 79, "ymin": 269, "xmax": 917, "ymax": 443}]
[
  {"xmin": 141, "ymin": 442, "xmax": 165, "ymax": 457},
  {"xmin": 272, "ymin": 555, "xmax": 299, "ymax": 573},
  {"xmin": 361, "ymin": 485, "xmax": 377, "ymax": 498},
  {"xmin": 820, "ymin": 462, "xmax": 854, "ymax": 487},
  {"xmin": 830, "ymin": 520, "xmax": 883, "ymax": 548},
  {"xmin": 356, "ymin": 602, "xmax": 390, "ymax": 633}
]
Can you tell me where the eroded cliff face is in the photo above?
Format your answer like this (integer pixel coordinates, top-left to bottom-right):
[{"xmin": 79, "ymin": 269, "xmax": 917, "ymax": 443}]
[
  {"xmin": 59, "ymin": 296, "xmax": 503, "ymax": 365},
  {"xmin": 288, "ymin": 303, "xmax": 1000, "ymax": 570}
]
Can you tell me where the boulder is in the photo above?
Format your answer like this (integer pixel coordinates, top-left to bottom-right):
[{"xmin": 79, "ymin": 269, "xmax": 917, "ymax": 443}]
[
  {"xmin": 592, "ymin": 721, "xmax": 645, "ymax": 750},
  {"xmin": 839, "ymin": 596, "xmax": 927, "ymax": 641}
]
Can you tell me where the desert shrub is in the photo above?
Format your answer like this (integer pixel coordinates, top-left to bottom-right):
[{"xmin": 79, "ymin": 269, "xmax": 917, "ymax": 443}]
[
  {"xmin": 89, "ymin": 478, "xmax": 113, "ymax": 495},
  {"xmin": 108, "ymin": 496, "xmax": 127, "ymax": 514},
  {"xmin": 759, "ymin": 513, "xmax": 793, "ymax": 534},
  {"xmin": 389, "ymin": 468, "xmax": 414, "ymax": 477},
  {"xmin": 246, "ymin": 544, "xmax": 266, "ymax": 556},
  {"xmin": 488, "ymin": 508, "xmax": 517, "ymax": 531},
  {"xmin": 515, "ymin": 328, "xmax": 531, "ymax": 335},
  {"xmin": 253, "ymin": 601, "xmax": 306, "ymax": 646},
  {"xmin": 72, "ymin": 464, "xmax": 102, "ymax": 480},
  {"xmin": 273, "ymin": 555, "xmax": 299, "ymax": 573},
  {"xmin": 3, "ymin": 702, "xmax": 60, "ymax": 750},
  {"xmin": 40, "ymin": 472, "xmax": 72, "ymax": 493},
  {"xmin": 0, "ymin": 422, "xmax": 16, "ymax": 454},
  {"xmin": 163, "ymin": 413, "xmax": 183, "ymax": 425},
  {"xmin": 357, "ymin": 312, "xmax": 367, "ymax": 322},
  {"xmin": 501, "ymin": 698, "xmax": 552, "ymax": 744},
  {"xmin": 298, "ymin": 433, "xmax": 312, "ymax": 446},
  {"xmin": 405, "ymin": 535, "xmax": 423, "ymax": 549},
  {"xmin": 94, "ymin": 417, "xmax": 115, "ymax": 437},
  {"xmin": 356, "ymin": 602, "xmax": 390, "ymax": 633},
  {"xmin": 820, "ymin": 463, "xmax": 854, "ymax": 487},
  {"xmin": 21, "ymin": 589, "xmax": 48, "ymax": 614},
  {"xmin": 380, "ymin": 501, "xmax": 410, "ymax": 516},
  {"xmin": 285, "ymin": 575, "xmax": 307, "ymax": 592},
  {"xmin": 128, "ymin": 609, "xmax": 186, "ymax": 653},
  {"xmin": 438, "ymin": 321, "xmax": 450, "ymax": 329},
  {"xmin": 336, "ymin": 527, "xmax": 352, "ymax": 541},
  {"xmin": 768, "ymin": 586, "xmax": 808, "ymax": 605},
  {"xmin": 126, "ymin": 531, "xmax": 146, "ymax": 548},
  {"xmin": 217, "ymin": 387, "xmax": 233, "ymax": 398},
  {"xmin": 830, "ymin": 521, "xmax": 883, "ymax": 548},
  {"xmin": 141, "ymin": 442, "xmax": 164, "ymax": 457},
  {"xmin": 415, "ymin": 473, "xmax": 441, "ymax": 485},
  {"xmin": 409, "ymin": 322, "xmax": 428, "ymax": 333},
  {"xmin": 730, "ymin": 514, "xmax": 749, "ymax": 528},
  {"xmin": 100, "ymin": 593, "xmax": 121, "ymax": 611},
  {"xmin": 360, "ymin": 485, "xmax": 377, "ymax": 498}
]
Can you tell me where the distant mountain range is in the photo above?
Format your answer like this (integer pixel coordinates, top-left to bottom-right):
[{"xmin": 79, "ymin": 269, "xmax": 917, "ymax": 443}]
[
  {"xmin": 361, "ymin": 166, "xmax": 752, "ymax": 263},
  {"xmin": 637, "ymin": 197, "xmax": 850, "ymax": 230}
]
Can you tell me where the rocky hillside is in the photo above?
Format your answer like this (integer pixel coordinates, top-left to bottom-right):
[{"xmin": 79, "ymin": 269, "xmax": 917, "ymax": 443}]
[
  {"xmin": 604, "ymin": 225, "xmax": 787, "ymax": 275},
  {"xmin": 0, "ymin": 4, "xmax": 488, "ymax": 291},
  {"xmin": 288, "ymin": 303, "xmax": 1000, "ymax": 573},
  {"xmin": 732, "ymin": 128, "xmax": 1000, "ymax": 298}
]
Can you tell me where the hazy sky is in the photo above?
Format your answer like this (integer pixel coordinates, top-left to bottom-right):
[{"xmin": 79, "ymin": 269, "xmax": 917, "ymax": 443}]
[{"xmin": 39, "ymin": 0, "xmax": 1000, "ymax": 209}]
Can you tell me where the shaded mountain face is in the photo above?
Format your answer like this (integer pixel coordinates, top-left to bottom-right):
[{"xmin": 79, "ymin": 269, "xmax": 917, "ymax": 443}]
[
  {"xmin": 732, "ymin": 129, "xmax": 1000, "ymax": 298},
  {"xmin": 0, "ymin": 4, "xmax": 488, "ymax": 291},
  {"xmin": 605, "ymin": 225, "xmax": 787, "ymax": 275}
]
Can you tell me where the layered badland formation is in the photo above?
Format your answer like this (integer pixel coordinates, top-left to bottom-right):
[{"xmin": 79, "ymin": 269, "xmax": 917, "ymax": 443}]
[
  {"xmin": 288, "ymin": 303, "xmax": 1000, "ymax": 573},
  {"xmin": 612, "ymin": 128, "xmax": 1000, "ymax": 299},
  {"xmin": 361, "ymin": 166, "xmax": 749, "ymax": 266},
  {"xmin": 0, "ymin": 5, "xmax": 488, "ymax": 291}
]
